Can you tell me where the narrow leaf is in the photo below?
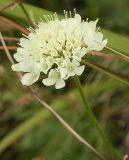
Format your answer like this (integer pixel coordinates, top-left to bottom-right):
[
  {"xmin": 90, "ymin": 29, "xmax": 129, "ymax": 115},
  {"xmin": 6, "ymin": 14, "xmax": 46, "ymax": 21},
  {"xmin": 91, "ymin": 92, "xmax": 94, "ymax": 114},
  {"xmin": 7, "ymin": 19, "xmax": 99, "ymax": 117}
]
[{"xmin": 82, "ymin": 59, "xmax": 129, "ymax": 86}]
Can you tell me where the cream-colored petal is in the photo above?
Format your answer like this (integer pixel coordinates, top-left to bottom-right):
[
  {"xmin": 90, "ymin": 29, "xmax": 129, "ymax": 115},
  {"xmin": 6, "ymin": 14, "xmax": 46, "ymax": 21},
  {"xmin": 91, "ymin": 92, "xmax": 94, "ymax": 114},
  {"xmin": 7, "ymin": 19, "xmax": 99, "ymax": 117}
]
[
  {"xmin": 42, "ymin": 77, "xmax": 56, "ymax": 86},
  {"xmin": 80, "ymin": 47, "xmax": 87, "ymax": 57},
  {"xmin": 74, "ymin": 65, "xmax": 85, "ymax": 76},
  {"xmin": 13, "ymin": 53, "xmax": 24, "ymax": 62},
  {"xmin": 55, "ymin": 79, "xmax": 65, "ymax": 89},
  {"xmin": 72, "ymin": 59, "xmax": 80, "ymax": 67},
  {"xmin": 21, "ymin": 72, "xmax": 40, "ymax": 86},
  {"xmin": 93, "ymin": 39, "xmax": 107, "ymax": 51},
  {"xmin": 60, "ymin": 68, "xmax": 68, "ymax": 79},
  {"xmin": 11, "ymin": 63, "xmax": 33, "ymax": 72}
]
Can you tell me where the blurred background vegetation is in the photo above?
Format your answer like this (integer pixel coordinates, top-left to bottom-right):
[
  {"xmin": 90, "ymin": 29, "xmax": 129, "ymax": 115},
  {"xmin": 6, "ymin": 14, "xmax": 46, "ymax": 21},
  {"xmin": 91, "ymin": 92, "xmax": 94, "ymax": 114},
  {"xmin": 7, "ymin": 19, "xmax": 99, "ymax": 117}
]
[
  {"xmin": 25, "ymin": 0, "xmax": 129, "ymax": 34},
  {"xmin": 0, "ymin": 0, "xmax": 129, "ymax": 160}
]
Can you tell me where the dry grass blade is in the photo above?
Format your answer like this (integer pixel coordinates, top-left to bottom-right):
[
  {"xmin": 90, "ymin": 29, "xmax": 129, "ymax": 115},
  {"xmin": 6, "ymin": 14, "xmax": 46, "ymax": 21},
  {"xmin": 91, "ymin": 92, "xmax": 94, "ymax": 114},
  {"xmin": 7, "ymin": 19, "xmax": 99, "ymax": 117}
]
[
  {"xmin": 93, "ymin": 51, "xmax": 115, "ymax": 59},
  {"xmin": 0, "ymin": 14, "xmax": 29, "ymax": 34},
  {"xmin": 2, "ymin": 36, "xmax": 19, "ymax": 41},
  {"xmin": 82, "ymin": 60, "xmax": 129, "ymax": 86},
  {"xmin": 28, "ymin": 87, "xmax": 106, "ymax": 160},
  {"xmin": 0, "ymin": 32, "xmax": 106, "ymax": 160},
  {"xmin": 0, "ymin": 33, "xmax": 15, "ymax": 65},
  {"xmin": 123, "ymin": 155, "xmax": 129, "ymax": 160},
  {"xmin": 0, "ymin": 0, "xmax": 21, "ymax": 11},
  {"xmin": 0, "ymin": 45, "xmax": 17, "ymax": 50},
  {"xmin": 106, "ymin": 46, "xmax": 129, "ymax": 62}
]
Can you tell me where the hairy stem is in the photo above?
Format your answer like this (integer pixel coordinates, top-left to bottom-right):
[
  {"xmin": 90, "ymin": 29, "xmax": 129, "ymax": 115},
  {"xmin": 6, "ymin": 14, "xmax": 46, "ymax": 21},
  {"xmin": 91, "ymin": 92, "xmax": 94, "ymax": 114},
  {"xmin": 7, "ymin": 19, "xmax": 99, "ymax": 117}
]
[{"xmin": 73, "ymin": 75, "xmax": 122, "ymax": 160}]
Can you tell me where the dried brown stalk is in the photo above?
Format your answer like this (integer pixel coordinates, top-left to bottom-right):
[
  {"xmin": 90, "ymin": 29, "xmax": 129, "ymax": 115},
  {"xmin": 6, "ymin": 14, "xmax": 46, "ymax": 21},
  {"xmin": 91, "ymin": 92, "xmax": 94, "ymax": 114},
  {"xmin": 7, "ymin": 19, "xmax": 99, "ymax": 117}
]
[
  {"xmin": 0, "ymin": 45, "xmax": 17, "ymax": 50},
  {"xmin": 0, "ymin": 14, "xmax": 29, "ymax": 34}
]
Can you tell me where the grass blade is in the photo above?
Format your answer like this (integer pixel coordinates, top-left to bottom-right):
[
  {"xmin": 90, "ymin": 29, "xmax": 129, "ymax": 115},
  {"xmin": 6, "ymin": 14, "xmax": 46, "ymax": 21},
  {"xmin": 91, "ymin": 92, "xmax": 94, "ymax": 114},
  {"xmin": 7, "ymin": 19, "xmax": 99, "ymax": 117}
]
[{"xmin": 82, "ymin": 59, "xmax": 129, "ymax": 86}]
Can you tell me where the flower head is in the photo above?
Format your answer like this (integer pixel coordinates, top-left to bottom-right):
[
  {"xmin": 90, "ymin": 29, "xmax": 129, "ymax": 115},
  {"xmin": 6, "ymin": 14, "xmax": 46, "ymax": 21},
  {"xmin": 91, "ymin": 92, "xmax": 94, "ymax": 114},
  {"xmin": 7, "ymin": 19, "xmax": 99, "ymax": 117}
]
[{"xmin": 12, "ymin": 11, "xmax": 107, "ymax": 89}]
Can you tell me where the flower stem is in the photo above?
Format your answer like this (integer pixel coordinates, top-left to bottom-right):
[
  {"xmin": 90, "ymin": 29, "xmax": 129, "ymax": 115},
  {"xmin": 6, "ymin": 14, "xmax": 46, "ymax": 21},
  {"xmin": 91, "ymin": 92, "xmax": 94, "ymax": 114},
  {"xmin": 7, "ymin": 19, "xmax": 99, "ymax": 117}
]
[
  {"xmin": 19, "ymin": 2, "xmax": 35, "ymax": 28},
  {"xmin": 73, "ymin": 75, "xmax": 122, "ymax": 160}
]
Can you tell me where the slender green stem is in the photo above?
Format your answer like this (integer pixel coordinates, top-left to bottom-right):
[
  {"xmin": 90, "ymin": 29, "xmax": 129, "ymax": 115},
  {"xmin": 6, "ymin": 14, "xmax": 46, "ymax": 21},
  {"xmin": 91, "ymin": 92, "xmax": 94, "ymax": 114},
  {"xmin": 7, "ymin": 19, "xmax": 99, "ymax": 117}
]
[
  {"xmin": 106, "ymin": 46, "xmax": 129, "ymax": 62},
  {"xmin": 19, "ymin": 2, "xmax": 35, "ymax": 28},
  {"xmin": 82, "ymin": 59, "xmax": 129, "ymax": 86},
  {"xmin": 73, "ymin": 75, "xmax": 122, "ymax": 160}
]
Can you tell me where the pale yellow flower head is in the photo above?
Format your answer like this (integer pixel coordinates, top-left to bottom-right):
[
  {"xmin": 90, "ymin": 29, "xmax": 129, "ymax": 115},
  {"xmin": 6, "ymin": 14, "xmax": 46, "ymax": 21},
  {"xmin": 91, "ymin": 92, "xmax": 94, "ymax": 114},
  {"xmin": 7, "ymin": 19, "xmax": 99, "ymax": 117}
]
[{"xmin": 12, "ymin": 11, "xmax": 107, "ymax": 89}]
